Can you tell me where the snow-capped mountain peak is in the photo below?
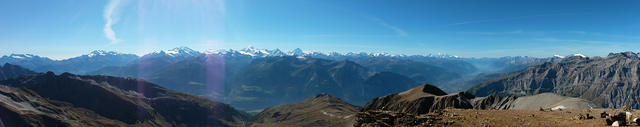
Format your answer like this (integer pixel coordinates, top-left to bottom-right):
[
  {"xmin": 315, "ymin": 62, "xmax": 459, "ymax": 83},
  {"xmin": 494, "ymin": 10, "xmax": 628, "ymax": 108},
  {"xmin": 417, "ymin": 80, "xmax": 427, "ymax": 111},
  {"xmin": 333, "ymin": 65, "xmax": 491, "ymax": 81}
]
[
  {"xmin": 234, "ymin": 45, "xmax": 286, "ymax": 57},
  {"xmin": 569, "ymin": 53, "xmax": 587, "ymax": 58},
  {"xmin": 166, "ymin": 47, "xmax": 198, "ymax": 56},
  {"xmin": 87, "ymin": 50, "xmax": 122, "ymax": 57},
  {"xmin": 9, "ymin": 54, "xmax": 34, "ymax": 59},
  {"xmin": 553, "ymin": 53, "xmax": 587, "ymax": 59},
  {"xmin": 147, "ymin": 47, "xmax": 201, "ymax": 57},
  {"xmin": 146, "ymin": 46, "xmax": 462, "ymax": 58},
  {"xmin": 372, "ymin": 52, "xmax": 390, "ymax": 57},
  {"xmin": 426, "ymin": 53, "xmax": 460, "ymax": 59},
  {"xmin": 553, "ymin": 54, "xmax": 565, "ymax": 58},
  {"xmin": 289, "ymin": 48, "xmax": 305, "ymax": 56}
]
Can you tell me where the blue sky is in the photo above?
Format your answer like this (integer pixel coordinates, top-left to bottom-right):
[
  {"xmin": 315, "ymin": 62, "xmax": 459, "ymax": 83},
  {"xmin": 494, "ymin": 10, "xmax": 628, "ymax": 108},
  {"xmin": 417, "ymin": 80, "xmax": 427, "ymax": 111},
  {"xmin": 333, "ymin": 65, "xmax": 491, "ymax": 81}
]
[{"xmin": 1, "ymin": 0, "xmax": 639, "ymax": 59}]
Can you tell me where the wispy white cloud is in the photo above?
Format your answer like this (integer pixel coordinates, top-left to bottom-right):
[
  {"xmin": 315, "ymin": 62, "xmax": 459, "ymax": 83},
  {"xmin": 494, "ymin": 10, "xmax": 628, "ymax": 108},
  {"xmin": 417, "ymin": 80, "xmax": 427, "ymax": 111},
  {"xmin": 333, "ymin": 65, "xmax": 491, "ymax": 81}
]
[
  {"xmin": 367, "ymin": 17, "xmax": 408, "ymax": 37},
  {"xmin": 104, "ymin": 0, "xmax": 122, "ymax": 44}
]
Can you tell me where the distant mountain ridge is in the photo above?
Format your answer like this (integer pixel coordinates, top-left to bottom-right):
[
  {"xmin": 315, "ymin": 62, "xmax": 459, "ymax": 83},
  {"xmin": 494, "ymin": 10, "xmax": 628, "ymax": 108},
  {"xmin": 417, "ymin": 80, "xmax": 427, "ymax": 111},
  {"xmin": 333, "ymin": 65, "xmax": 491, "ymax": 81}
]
[{"xmin": 1, "ymin": 50, "xmax": 138, "ymax": 74}]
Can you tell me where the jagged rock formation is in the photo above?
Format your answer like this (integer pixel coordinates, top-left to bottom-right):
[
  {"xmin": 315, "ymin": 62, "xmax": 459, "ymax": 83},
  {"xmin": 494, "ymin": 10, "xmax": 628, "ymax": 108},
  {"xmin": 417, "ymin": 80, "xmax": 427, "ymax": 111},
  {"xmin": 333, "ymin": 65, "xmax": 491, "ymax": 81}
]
[
  {"xmin": 469, "ymin": 52, "xmax": 640, "ymax": 108},
  {"xmin": 250, "ymin": 94, "xmax": 358, "ymax": 127},
  {"xmin": 471, "ymin": 95, "xmax": 518, "ymax": 110},
  {"xmin": 0, "ymin": 72, "xmax": 248, "ymax": 127}
]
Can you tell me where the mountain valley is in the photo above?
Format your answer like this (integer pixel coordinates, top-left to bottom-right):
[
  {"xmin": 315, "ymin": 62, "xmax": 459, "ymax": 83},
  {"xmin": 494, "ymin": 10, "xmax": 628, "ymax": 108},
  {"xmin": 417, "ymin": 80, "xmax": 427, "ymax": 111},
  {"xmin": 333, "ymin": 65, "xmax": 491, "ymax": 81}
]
[{"xmin": 4, "ymin": 48, "xmax": 640, "ymax": 127}]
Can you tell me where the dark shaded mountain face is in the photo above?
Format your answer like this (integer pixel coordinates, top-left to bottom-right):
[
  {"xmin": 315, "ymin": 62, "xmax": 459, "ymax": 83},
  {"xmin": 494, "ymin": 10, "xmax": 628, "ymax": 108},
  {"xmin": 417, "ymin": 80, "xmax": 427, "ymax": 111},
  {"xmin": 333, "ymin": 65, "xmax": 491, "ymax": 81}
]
[
  {"xmin": 0, "ymin": 72, "xmax": 247, "ymax": 127},
  {"xmin": 226, "ymin": 56, "xmax": 418, "ymax": 110},
  {"xmin": 468, "ymin": 52, "xmax": 640, "ymax": 108},
  {"xmin": 0, "ymin": 51, "xmax": 138, "ymax": 74},
  {"xmin": 250, "ymin": 94, "xmax": 359, "ymax": 127},
  {"xmin": 0, "ymin": 63, "xmax": 37, "ymax": 80}
]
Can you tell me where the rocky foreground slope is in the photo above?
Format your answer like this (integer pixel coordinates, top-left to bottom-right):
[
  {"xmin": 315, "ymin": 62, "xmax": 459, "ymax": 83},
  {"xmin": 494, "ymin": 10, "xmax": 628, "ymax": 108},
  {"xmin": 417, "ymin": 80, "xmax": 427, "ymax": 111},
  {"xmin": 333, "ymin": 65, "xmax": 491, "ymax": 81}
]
[
  {"xmin": 356, "ymin": 84, "xmax": 602, "ymax": 126},
  {"xmin": 0, "ymin": 71, "xmax": 248, "ymax": 127},
  {"xmin": 361, "ymin": 84, "xmax": 597, "ymax": 114},
  {"xmin": 469, "ymin": 52, "xmax": 640, "ymax": 108},
  {"xmin": 357, "ymin": 108, "xmax": 638, "ymax": 127}
]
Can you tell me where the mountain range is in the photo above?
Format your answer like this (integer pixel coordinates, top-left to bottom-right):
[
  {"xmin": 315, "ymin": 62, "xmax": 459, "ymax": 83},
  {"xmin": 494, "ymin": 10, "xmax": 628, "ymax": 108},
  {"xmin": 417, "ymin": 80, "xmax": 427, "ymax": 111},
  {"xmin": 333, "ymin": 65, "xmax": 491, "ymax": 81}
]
[
  {"xmin": 2, "ymin": 46, "xmax": 586, "ymax": 111},
  {"xmin": 225, "ymin": 56, "xmax": 418, "ymax": 110},
  {"xmin": 0, "ymin": 50, "xmax": 138, "ymax": 74},
  {"xmin": 1, "ymin": 53, "xmax": 634, "ymax": 127}
]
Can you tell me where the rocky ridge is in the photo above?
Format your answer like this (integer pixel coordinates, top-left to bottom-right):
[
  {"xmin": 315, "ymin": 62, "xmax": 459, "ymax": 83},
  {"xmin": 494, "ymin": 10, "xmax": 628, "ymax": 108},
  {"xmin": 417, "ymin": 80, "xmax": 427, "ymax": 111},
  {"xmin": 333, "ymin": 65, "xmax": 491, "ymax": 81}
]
[
  {"xmin": 469, "ymin": 52, "xmax": 640, "ymax": 108},
  {"xmin": 0, "ymin": 71, "xmax": 248, "ymax": 127}
]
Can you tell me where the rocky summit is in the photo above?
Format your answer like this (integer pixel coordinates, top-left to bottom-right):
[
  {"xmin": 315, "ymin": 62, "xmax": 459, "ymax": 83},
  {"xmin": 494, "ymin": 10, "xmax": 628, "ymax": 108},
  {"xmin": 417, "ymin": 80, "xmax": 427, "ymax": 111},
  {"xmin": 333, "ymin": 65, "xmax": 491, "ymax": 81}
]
[{"xmin": 361, "ymin": 84, "xmax": 476, "ymax": 114}]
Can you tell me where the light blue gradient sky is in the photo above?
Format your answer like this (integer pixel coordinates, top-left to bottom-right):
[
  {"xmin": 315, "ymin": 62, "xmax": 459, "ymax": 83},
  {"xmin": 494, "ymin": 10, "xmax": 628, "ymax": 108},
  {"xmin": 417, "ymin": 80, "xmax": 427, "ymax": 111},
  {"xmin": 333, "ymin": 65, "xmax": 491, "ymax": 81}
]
[{"xmin": 1, "ymin": 0, "xmax": 639, "ymax": 59}]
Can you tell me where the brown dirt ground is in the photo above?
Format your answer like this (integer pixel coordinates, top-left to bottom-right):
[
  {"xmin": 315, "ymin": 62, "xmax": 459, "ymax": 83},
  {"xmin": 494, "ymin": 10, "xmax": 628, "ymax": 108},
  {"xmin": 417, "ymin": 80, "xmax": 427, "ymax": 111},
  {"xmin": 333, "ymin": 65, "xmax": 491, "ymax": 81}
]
[{"xmin": 437, "ymin": 108, "xmax": 640, "ymax": 127}]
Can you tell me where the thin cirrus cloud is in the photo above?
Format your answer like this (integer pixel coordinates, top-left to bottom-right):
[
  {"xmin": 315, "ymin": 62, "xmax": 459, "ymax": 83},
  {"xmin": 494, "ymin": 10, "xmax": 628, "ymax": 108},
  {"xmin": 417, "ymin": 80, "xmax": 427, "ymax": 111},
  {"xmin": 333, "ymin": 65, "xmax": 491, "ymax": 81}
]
[
  {"xmin": 366, "ymin": 16, "xmax": 408, "ymax": 37},
  {"xmin": 104, "ymin": 0, "xmax": 122, "ymax": 44}
]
